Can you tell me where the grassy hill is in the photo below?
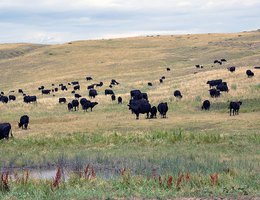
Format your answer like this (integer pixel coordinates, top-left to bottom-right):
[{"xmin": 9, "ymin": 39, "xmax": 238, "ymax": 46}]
[{"xmin": 0, "ymin": 31, "xmax": 259, "ymax": 199}]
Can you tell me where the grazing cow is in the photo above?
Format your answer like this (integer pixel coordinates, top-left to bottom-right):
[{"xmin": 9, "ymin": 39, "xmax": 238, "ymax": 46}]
[
  {"xmin": 68, "ymin": 103, "xmax": 73, "ymax": 111},
  {"xmin": 9, "ymin": 90, "xmax": 15, "ymax": 93},
  {"xmin": 54, "ymin": 88, "xmax": 58, "ymax": 92},
  {"xmin": 130, "ymin": 90, "xmax": 142, "ymax": 100},
  {"xmin": 150, "ymin": 106, "xmax": 157, "ymax": 119},
  {"xmin": 195, "ymin": 64, "xmax": 200, "ymax": 68},
  {"xmin": 109, "ymin": 85, "xmax": 113, "ymax": 88},
  {"xmin": 148, "ymin": 82, "xmax": 153, "ymax": 86},
  {"xmin": 71, "ymin": 81, "xmax": 79, "ymax": 85},
  {"xmin": 38, "ymin": 86, "xmax": 44, "ymax": 90},
  {"xmin": 80, "ymin": 98, "xmax": 89, "ymax": 107},
  {"xmin": 214, "ymin": 60, "xmax": 222, "ymax": 65},
  {"xmin": 18, "ymin": 115, "xmax": 29, "ymax": 129},
  {"xmin": 161, "ymin": 76, "xmax": 165, "ymax": 80},
  {"xmin": 246, "ymin": 70, "xmax": 254, "ymax": 78},
  {"xmin": 75, "ymin": 94, "xmax": 82, "ymax": 99},
  {"xmin": 118, "ymin": 96, "xmax": 122, "ymax": 104},
  {"xmin": 96, "ymin": 82, "xmax": 103, "ymax": 87},
  {"xmin": 221, "ymin": 58, "xmax": 227, "ymax": 62},
  {"xmin": 68, "ymin": 83, "xmax": 71, "ymax": 85},
  {"xmin": 86, "ymin": 77, "xmax": 93, "ymax": 81},
  {"xmin": 59, "ymin": 84, "xmax": 64, "ymax": 87},
  {"xmin": 9, "ymin": 95, "xmax": 16, "ymax": 101},
  {"xmin": 51, "ymin": 84, "xmax": 55, "ymax": 86},
  {"xmin": 217, "ymin": 83, "xmax": 229, "ymax": 92},
  {"xmin": 166, "ymin": 68, "xmax": 171, "ymax": 71},
  {"xmin": 74, "ymin": 85, "xmax": 80, "ymax": 90},
  {"xmin": 71, "ymin": 91, "xmax": 75, "ymax": 94},
  {"xmin": 157, "ymin": 102, "xmax": 168, "ymax": 118},
  {"xmin": 105, "ymin": 89, "xmax": 114, "ymax": 95},
  {"xmin": 128, "ymin": 99, "xmax": 151, "ymax": 119},
  {"xmin": 59, "ymin": 98, "xmax": 66, "ymax": 104},
  {"xmin": 82, "ymin": 101, "xmax": 98, "ymax": 112},
  {"xmin": 1, "ymin": 96, "xmax": 8, "ymax": 103},
  {"xmin": 229, "ymin": 101, "xmax": 242, "ymax": 116},
  {"xmin": 200, "ymin": 65, "xmax": 204, "ymax": 69},
  {"xmin": 87, "ymin": 84, "xmax": 95, "ymax": 90},
  {"xmin": 111, "ymin": 94, "xmax": 116, "ymax": 101},
  {"xmin": 201, "ymin": 100, "xmax": 210, "ymax": 110},
  {"xmin": 42, "ymin": 89, "xmax": 51, "ymax": 95},
  {"xmin": 207, "ymin": 79, "xmax": 222, "ymax": 88},
  {"xmin": 61, "ymin": 85, "xmax": 67, "ymax": 91},
  {"xmin": 0, "ymin": 123, "xmax": 13, "ymax": 140},
  {"xmin": 209, "ymin": 89, "xmax": 221, "ymax": 98},
  {"xmin": 51, "ymin": 89, "xmax": 54, "ymax": 93},
  {"xmin": 111, "ymin": 79, "xmax": 119, "ymax": 85},
  {"xmin": 24, "ymin": 95, "xmax": 37, "ymax": 103},
  {"xmin": 71, "ymin": 99, "xmax": 79, "ymax": 111},
  {"xmin": 89, "ymin": 89, "xmax": 98, "ymax": 98},
  {"xmin": 0, "ymin": 91, "xmax": 4, "ymax": 95},
  {"xmin": 174, "ymin": 90, "xmax": 182, "ymax": 98},
  {"xmin": 18, "ymin": 89, "xmax": 23, "ymax": 94},
  {"xmin": 159, "ymin": 79, "xmax": 163, "ymax": 83},
  {"xmin": 228, "ymin": 66, "xmax": 236, "ymax": 72}
]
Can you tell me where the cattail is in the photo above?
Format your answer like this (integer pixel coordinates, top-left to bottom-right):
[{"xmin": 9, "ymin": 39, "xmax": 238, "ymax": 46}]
[
  {"xmin": 84, "ymin": 164, "xmax": 90, "ymax": 179},
  {"xmin": 52, "ymin": 167, "xmax": 62, "ymax": 190},
  {"xmin": 167, "ymin": 176, "xmax": 173, "ymax": 188},
  {"xmin": 1, "ymin": 172, "xmax": 10, "ymax": 192},
  {"xmin": 176, "ymin": 172, "xmax": 183, "ymax": 189},
  {"xmin": 120, "ymin": 168, "xmax": 126, "ymax": 176},
  {"xmin": 90, "ymin": 166, "xmax": 96, "ymax": 179},
  {"xmin": 210, "ymin": 173, "xmax": 218, "ymax": 186},
  {"xmin": 23, "ymin": 170, "xmax": 29, "ymax": 184},
  {"xmin": 158, "ymin": 175, "xmax": 163, "ymax": 187},
  {"xmin": 185, "ymin": 171, "xmax": 190, "ymax": 182}
]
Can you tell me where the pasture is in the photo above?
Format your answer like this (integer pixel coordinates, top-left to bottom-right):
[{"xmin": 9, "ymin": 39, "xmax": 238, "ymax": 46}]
[{"xmin": 0, "ymin": 31, "xmax": 260, "ymax": 199}]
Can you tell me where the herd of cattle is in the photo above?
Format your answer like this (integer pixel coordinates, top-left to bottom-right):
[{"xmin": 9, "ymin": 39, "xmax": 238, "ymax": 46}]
[{"xmin": 0, "ymin": 60, "xmax": 257, "ymax": 140}]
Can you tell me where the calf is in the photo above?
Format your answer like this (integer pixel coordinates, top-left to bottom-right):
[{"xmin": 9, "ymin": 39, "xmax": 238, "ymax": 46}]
[
  {"xmin": 59, "ymin": 98, "xmax": 66, "ymax": 104},
  {"xmin": 229, "ymin": 101, "xmax": 242, "ymax": 116},
  {"xmin": 118, "ymin": 96, "xmax": 122, "ymax": 104},
  {"xmin": 201, "ymin": 100, "xmax": 210, "ymax": 110},
  {"xmin": 150, "ymin": 106, "xmax": 157, "ymax": 118},
  {"xmin": 18, "ymin": 115, "xmax": 29, "ymax": 129},
  {"xmin": 0, "ymin": 123, "xmax": 13, "ymax": 140},
  {"xmin": 174, "ymin": 90, "xmax": 182, "ymax": 98},
  {"xmin": 157, "ymin": 102, "xmax": 168, "ymax": 118},
  {"xmin": 246, "ymin": 70, "xmax": 254, "ymax": 78}
]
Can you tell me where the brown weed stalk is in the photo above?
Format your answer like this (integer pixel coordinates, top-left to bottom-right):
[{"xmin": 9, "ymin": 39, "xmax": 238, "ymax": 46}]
[
  {"xmin": 158, "ymin": 175, "xmax": 163, "ymax": 187},
  {"xmin": 52, "ymin": 167, "xmax": 62, "ymax": 191},
  {"xmin": 1, "ymin": 172, "xmax": 10, "ymax": 192},
  {"xmin": 210, "ymin": 173, "xmax": 218, "ymax": 186},
  {"xmin": 185, "ymin": 171, "xmax": 190, "ymax": 182},
  {"xmin": 84, "ymin": 164, "xmax": 90, "ymax": 179},
  {"xmin": 167, "ymin": 175, "xmax": 173, "ymax": 189},
  {"xmin": 176, "ymin": 172, "xmax": 184, "ymax": 189},
  {"xmin": 90, "ymin": 166, "xmax": 96, "ymax": 179}
]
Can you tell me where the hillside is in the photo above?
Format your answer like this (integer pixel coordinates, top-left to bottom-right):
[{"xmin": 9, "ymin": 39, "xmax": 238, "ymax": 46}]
[{"xmin": 0, "ymin": 31, "xmax": 259, "ymax": 198}]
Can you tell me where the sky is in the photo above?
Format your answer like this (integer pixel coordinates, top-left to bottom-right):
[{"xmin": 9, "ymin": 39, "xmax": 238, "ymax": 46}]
[{"xmin": 0, "ymin": 0, "xmax": 259, "ymax": 44}]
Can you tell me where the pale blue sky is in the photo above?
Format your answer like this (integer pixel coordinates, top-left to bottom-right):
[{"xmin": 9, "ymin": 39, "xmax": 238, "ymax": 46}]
[{"xmin": 0, "ymin": 0, "xmax": 259, "ymax": 44}]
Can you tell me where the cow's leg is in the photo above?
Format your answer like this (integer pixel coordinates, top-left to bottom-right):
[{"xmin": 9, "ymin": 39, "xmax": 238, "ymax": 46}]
[
  {"xmin": 230, "ymin": 109, "xmax": 232, "ymax": 116},
  {"xmin": 136, "ymin": 113, "xmax": 139, "ymax": 120}
]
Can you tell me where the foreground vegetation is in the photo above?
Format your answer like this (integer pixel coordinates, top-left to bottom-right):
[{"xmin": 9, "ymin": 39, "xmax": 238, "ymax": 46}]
[{"xmin": 0, "ymin": 31, "xmax": 260, "ymax": 198}]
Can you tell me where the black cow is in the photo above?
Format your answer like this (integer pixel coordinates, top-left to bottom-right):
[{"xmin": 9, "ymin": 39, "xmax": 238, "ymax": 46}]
[
  {"xmin": 51, "ymin": 84, "xmax": 55, "ymax": 86},
  {"xmin": 105, "ymin": 89, "xmax": 114, "ymax": 95},
  {"xmin": 148, "ymin": 82, "xmax": 153, "ymax": 86},
  {"xmin": 74, "ymin": 85, "xmax": 80, "ymax": 90},
  {"xmin": 59, "ymin": 98, "xmax": 66, "ymax": 104},
  {"xmin": 174, "ymin": 90, "xmax": 182, "ymax": 98},
  {"xmin": 150, "ymin": 106, "xmax": 157, "ymax": 119},
  {"xmin": 109, "ymin": 85, "xmax": 113, "ymax": 88},
  {"xmin": 72, "ymin": 99, "xmax": 79, "ymax": 111},
  {"xmin": 221, "ymin": 58, "xmax": 227, "ymax": 62},
  {"xmin": 141, "ymin": 93, "xmax": 148, "ymax": 101},
  {"xmin": 130, "ymin": 90, "xmax": 142, "ymax": 100},
  {"xmin": 111, "ymin": 79, "xmax": 119, "ymax": 85},
  {"xmin": 214, "ymin": 60, "xmax": 222, "ymax": 65},
  {"xmin": 18, "ymin": 115, "xmax": 29, "ymax": 129},
  {"xmin": 209, "ymin": 89, "xmax": 221, "ymax": 98},
  {"xmin": 61, "ymin": 85, "xmax": 67, "ymax": 91},
  {"xmin": 23, "ymin": 95, "xmax": 37, "ymax": 103},
  {"xmin": 228, "ymin": 66, "xmax": 236, "ymax": 72},
  {"xmin": 195, "ymin": 64, "xmax": 200, "ymax": 68},
  {"xmin": 166, "ymin": 68, "xmax": 171, "ymax": 71},
  {"xmin": 9, "ymin": 95, "xmax": 16, "ymax": 101},
  {"xmin": 38, "ymin": 86, "xmax": 44, "ymax": 90},
  {"xmin": 18, "ymin": 89, "xmax": 23, "ymax": 94},
  {"xmin": 201, "ymin": 100, "xmax": 210, "ymax": 110},
  {"xmin": 207, "ymin": 79, "xmax": 222, "ymax": 88},
  {"xmin": 161, "ymin": 76, "xmax": 165, "ymax": 80},
  {"xmin": 74, "ymin": 94, "xmax": 82, "ymax": 99},
  {"xmin": 86, "ymin": 77, "xmax": 93, "ymax": 81},
  {"xmin": 0, "ymin": 123, "xmax": 13, "ymax": 140},
  {"xmin": 229, "ymin": 101, "xmax": 242, "ymax": 116},
  {"xmin": 42, "ymin": 89, "xmax": 51, "ymax": 95},
  {"xmin": 0, "ymin": 91, "xmax": 4, "ymax": 95},
  {"xmin": 157, "ymin": 102, "xmax": 168, "ymax": 118},
  {"xmin": 71, "ymin": 91, "xmax": 75, "ymax": 94},
  {"xmin": 111, "ymin": 94, "xmax": 116, "ymax": 101},
  {"xmin": 68, "ymin": 103, "xmax": 73, "ymax": 111},
  {"xmin": 89, "ymin": 89, "xmax": 98, "ymax": 98},
  {"xmin": 217, "ymin": 83, "xmax": 229, "ymax": 92},
  {"xmin": 1, "ymin": 96, "xmax": 9, "ymax": 103},
  {"xmin": 87, "ymin": 84, "xmax": 95, "ymax": 90},
  {"xmin": 71, "ymin": 81, "xmax": 79, "ymax": 85},
  {"xmin": 96, "ymin": 82, "xmax": 103, "ymax": 87},
  {"xmin": 118, "ymin": 96, "xmax": 122, "ymax": 104},
  {"xmin": 128, "ymin": 99, "xmax": 151, "ymax": 119},
  {"xmin": 54, "ymin": 88, "xmax": 58, "ymax": 92},
  {"xmin": 82, "ymin": 101, "xmax": 98, "ymax": 112},
  {"xmin": 246, "ymin": 70, "xmax": 254, "ymax": 78},
  {"xmin": 159, "ymin": 79, "xmax": 163, "ymax": 83}
]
